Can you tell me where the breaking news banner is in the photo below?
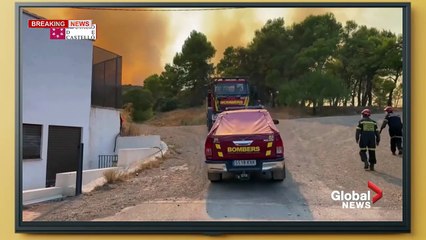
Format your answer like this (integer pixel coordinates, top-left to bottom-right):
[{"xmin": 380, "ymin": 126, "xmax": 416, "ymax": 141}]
[{"xmin": 29, "ymin": 19, "xmax": 96, "ymax": 40}]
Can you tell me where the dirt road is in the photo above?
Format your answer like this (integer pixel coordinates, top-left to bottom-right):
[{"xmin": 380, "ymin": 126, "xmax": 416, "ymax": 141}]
[{"xmin": 26, "ymin": 114, "xmax": 403, "ymax": 221}]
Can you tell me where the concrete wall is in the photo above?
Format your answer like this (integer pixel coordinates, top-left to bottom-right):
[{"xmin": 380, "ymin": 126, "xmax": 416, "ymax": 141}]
[
  {"xmin": 117, "ymin": 141, "xmax": 168, "ymax": 171},
  {"xmin": 88, "ymin": 107, "xmax": 121, "ymax": 169},
  {"xmin": 23, "ymin": 187, "xmax": 63, "ymax": 206},
  {"xmin": 116, "ymin": 136, "xmax": 166, "ymax": 170},
  {"xmin": 21, "ymin": 13, "xmax": 93, "ymax": 190},
  {"xmin": 117, "ymin": 148, "xmax": 160, "ymax": 168},
  {"xmin": 23, "ymin": 167, "xmax": 117, "ymax": 205},
  {"xmin": 55, "ymin": 167, "xmax": 118, "ymax": 196},
  {"xmin": 116, "ymin": 135, "xmax": 161, "ymax": 150}
]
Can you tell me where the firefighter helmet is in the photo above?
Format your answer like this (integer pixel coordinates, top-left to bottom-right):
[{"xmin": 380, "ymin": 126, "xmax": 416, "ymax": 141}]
[
  {"xmin": 361, "ymin": 108, "xmax": 371, "ymax": 117},
  {"xmin": 384, "ymin": 106, "xmax": 393, "ymax": 113}
]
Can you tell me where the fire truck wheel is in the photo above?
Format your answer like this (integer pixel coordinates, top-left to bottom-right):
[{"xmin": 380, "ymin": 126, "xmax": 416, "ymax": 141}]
[{"xmin": 208, "ymin": 172, "xmax": 222, "ymax": 182}]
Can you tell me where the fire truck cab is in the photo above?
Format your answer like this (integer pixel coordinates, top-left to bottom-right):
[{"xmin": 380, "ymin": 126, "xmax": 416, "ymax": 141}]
[{"xmin": 206, "ymin": 77, "xmax": 250, "ymax": 130}]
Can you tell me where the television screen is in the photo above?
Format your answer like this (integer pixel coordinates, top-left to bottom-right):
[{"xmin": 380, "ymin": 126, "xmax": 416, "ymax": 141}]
[{"xmin": 16, "ymin": 2, "xmax": 410, "ymax": 233}]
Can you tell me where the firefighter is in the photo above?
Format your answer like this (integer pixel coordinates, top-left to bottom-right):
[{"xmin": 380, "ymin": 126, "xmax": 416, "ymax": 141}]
[
  {"xmin": 380, "ymin": 106, "xmax": 403, "ymax": 155},
  {"xmin": 356, "ymin": 109, "xmax": 380, "ymax": 171}
]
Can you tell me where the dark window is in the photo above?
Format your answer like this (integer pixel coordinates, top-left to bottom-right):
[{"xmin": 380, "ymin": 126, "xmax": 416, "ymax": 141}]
[
  {"xmin": 23, "ymin": 124, "xmax": 42, "ymax": 159},
  {"xmin": 91, "ymin": 46, "xmax": 122, "ymax": 109},
  {"xmin": 214, "ymin": 82, "xmax": 249, "ymax": 95}
]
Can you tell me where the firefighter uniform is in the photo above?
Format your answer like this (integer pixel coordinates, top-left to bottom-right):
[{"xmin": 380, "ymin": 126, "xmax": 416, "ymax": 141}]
[
  {"xmin": 380, "ymin": 112, "xmax": 403, "ymax": 155},
  {"xmin": 356, "ymin": 116, "xmax": 380, "ymax": 170}
]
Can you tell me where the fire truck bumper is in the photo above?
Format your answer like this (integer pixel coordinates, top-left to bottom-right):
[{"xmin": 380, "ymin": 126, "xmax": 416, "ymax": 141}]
[{"xmin": 205, "ymin": 158, "xmax": 284, "ymax": 173}]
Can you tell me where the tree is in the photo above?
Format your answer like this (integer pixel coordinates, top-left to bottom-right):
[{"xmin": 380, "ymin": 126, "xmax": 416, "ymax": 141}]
[
  {"xmin": 248, "ymin": 18, "xmax": 291, "ymax": 106},
  {"xmin": 159, "ymin": 63, "xmax": 181, "ymax": 97},
  {"xmin": 172, "ymin": 30, "xmax": 216, "ymax": 106},
  {"xmin": 291, "ymin": 13, "xmax": 343, "ymax": 74},
  {"xmin": 143, "ymin": 74, "xmax": 178, "ymax": 112},
  {"xmin": 143, "ymin": 74, "xmax": 162, "ymax": 100},
  {"xmin": 216, "ymin": 46, "xmax": 251, "ymax": 76},
  {"xmin": 393, "ymin": 83, "xmax": 403, "ymax": 107},
  {"xmin": 149, "ymin": 13, "xmax": 402, "ymax": 112},
  {"xmin": 122, "ymin": 89, "xmax": 154, "ymax": 121},
  {"xmin": 377, "ymin": 33, "xmax": 403, "ymax": 106},
  {"xmin": 372, "ymin": 76, "xmax": 396, "ymax": 107},
  {"xmin": 338, "ymin": 25, "xmax": 396, "ymax": 107},
  {"xmin": 335, "ymin": 20, "xmax": 359, "ymax": 106},
  {"xmin": 278, "ymin": 71, "xmax": 347, "ymax": 114},
  {"xmin": 324, "ymin": 58, "xmax": 352, "ymax": 106},
  {"xmin": 244, "ymin": 14, "xmax": 342, "ymax": 107}
]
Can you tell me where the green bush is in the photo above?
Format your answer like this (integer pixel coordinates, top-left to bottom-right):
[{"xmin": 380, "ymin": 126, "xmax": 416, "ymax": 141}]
[
  {"xmin": 123, "ymin": 88, "xmax": 154, "ymax": 122},
  {"xmin": 159, "ymin": 98, "xmax": 178, "ymax": 112},
  {"xmin": 133, "ymin": 109, "xmax": 153, "ymax": 122},
  {"xmin": 154, "ymin": 97, "xmax": 178, "ymax": 112}
]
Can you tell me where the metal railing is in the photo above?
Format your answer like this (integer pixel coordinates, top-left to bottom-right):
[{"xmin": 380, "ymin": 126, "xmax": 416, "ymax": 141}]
[{"xmin": 98, "ymin": 154, "xmax": 118, "ymax": 168}]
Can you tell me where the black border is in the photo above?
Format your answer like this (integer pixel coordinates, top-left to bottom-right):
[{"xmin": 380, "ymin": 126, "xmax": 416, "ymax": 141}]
[{"xmin": 16, "ymin": 2, "xmax": 411, "ymax": 234}]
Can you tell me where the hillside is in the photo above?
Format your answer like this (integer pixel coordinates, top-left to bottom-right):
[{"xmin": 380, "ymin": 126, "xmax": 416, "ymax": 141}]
[{"xmin": 143, "ymin": 106, "xmax": 397, "ymax": 127}]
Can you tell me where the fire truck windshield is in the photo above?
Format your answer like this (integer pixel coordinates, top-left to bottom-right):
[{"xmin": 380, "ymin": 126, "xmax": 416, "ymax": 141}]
[{"xmin": 214, "ymin": 82, "xmax": 248, "ymax": 95}]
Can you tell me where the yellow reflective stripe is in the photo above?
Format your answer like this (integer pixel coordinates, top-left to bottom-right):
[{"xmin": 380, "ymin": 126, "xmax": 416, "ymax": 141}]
[
  {"xmin": 218, "ymin": 152, "xmax": 223, "ymax": 157},
  {"xmin": 360, "ymin": 148, "xmax": 375, "ymax": 151},
  {"xmin": 244, "ymin": 97, "xmax": 249, "ymax": 106},
  {"xmin": 215, "ymin": 99, "xmax": 219, "ymax": 111},
  {"xmin": 267, "ymin": 142, "xmax": 273, "ymax": 148},
  {"xmin": 215, "ymin": 144, "xmax": 221, "ymax": 150},
  {"xmin": 361, "ymin": 120, "xmax": 376, "ymax": 124},
  {"xmin": 266, "ymin": 150, "xmax": 271, "ymax": 156}
]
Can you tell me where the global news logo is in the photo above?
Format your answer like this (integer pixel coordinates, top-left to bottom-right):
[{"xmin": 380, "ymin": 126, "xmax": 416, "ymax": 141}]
[{"xmin": 331, "ymin": 181, "xmax": 383, "ymax": 209}]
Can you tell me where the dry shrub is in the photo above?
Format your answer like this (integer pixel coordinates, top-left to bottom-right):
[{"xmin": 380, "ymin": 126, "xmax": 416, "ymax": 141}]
[
  {"xmin": 133, "ymin": 155, "xmax": 168, "ymax": 174},
  {"xmin": 146, "ymin": 106, "xmax": 205, "ymax": 126},
  {"xmin": 120, "ymin": 103, "xmax": 143, "ymax": 136},
  {"xmin": 103, "ymin": 169, "xmax": 128, "ymax": 184},
  {"xmin": 120, "ymin": 103, "xmax": 134, "ymax": 136},
  {"xmin": 127, "ymin": 122, "xmax": 143, "ymax": 136},
  {"xmin": 101, "ymin": 154, "xmax": 170, "ymax": 187}
]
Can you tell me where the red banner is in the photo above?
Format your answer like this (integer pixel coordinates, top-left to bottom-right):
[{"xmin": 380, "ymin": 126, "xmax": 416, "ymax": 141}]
[{"xmin": 28, "ymin": 20, "xmax": 68, "ymax": 28}]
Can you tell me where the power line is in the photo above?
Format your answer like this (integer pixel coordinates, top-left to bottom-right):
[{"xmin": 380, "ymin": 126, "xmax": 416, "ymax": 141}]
[{"xmin": 72, "ymin": 7, "xmax": 244, "ymax": 12}]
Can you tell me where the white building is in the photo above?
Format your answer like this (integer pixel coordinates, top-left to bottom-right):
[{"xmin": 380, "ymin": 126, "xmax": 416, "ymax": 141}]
[{"xmin": 21, "ymin": 11, "xmax": 122, "ymax": 190}]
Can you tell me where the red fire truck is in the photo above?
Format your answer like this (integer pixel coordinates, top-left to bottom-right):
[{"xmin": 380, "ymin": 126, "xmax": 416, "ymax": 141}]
[
  {"xmin": 206, "ymin": 77, "xmax": 250, "ymax": 130},
  {"xmin": 204, "ymin": 108, "xmax": 285, "ymax": 182}
]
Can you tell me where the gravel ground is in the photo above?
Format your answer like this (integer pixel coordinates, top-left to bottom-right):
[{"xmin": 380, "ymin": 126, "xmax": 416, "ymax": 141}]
[
  {"xmin": 281, "ymin": 114, "xmax": 403, "ymax": 220},
  {"xmin": 24, "ymin": 113, "xmax": 403, "ymax": 221}
]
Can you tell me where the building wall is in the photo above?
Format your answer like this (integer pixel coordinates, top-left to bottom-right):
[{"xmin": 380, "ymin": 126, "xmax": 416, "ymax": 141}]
[
  {"xmin": 88, "ymin": 107, "xmax": 121, "ymax": 169},
  {"xmin": 22, "ymin": 13, "xmax": 93, "ymax": 190}
]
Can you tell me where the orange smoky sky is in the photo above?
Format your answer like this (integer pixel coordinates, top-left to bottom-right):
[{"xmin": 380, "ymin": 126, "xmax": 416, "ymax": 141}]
[{"xmin": 26, "ymin": 7, "xmax": 402, "ymax": 86}]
